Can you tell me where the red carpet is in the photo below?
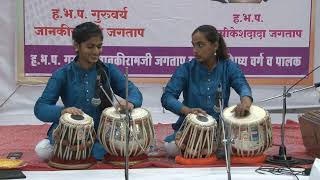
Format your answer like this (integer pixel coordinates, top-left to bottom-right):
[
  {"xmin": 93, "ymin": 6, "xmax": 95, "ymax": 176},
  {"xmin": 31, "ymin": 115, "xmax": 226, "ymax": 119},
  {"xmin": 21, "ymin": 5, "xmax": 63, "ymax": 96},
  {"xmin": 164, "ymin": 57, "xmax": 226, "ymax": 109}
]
[{"xmin": 0, "ymin": 121, "xmax": 314, "ymax": 171}]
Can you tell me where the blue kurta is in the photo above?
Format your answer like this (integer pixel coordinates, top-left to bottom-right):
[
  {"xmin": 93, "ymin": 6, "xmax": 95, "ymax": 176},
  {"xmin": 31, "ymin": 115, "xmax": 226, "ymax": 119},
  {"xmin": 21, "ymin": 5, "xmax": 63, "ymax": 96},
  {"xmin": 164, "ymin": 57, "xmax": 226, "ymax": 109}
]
[{"xmin": 161, "ymin": 58, "xmax": 252, "ymax": 131}]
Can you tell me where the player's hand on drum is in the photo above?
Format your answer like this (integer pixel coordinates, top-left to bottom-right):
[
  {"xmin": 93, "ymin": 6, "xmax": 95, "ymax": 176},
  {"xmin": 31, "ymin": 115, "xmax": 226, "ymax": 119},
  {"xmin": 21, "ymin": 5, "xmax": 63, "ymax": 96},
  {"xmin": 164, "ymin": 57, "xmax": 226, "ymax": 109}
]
[
  {"xmin": 181, "ymin": 106, "xmax": 207, "ymax": 116},
  {"xmin": 61, "ymin": 107, "xmax": 84, "ymax": 116},
  {"xmin": 116, "ymin": 100, "xmax": 134, "ymax": 112},
  {"xmin": 232, "ymin": 96, "xmax": 252, "ymax": 117}
]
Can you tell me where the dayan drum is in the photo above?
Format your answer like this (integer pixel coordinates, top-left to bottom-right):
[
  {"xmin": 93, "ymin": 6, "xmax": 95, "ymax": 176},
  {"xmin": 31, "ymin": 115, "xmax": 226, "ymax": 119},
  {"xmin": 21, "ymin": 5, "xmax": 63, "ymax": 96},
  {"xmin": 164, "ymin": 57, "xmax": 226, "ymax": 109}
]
[
  {"xmin": 222, "ymin": 105, "xmax": 273, "ymax": 157},
  {"xmin": 98, "ymin": 107, "xmax": 155, "ymax": 158},
  {"xmin": 49, "ymin": 113, "xmax": 96, "ymax": 169},
  {"xmin": 175, "ymin": 114, "xmax": 218, "ymax": 159}
]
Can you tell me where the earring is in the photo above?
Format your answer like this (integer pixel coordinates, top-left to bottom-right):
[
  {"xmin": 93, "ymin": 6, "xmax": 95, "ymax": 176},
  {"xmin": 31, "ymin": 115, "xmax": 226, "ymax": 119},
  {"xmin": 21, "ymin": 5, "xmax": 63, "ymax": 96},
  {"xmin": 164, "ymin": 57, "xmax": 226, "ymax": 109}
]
[{"xmin": 214, "ymin": 51, "xmax": 217, "ymax": 56}]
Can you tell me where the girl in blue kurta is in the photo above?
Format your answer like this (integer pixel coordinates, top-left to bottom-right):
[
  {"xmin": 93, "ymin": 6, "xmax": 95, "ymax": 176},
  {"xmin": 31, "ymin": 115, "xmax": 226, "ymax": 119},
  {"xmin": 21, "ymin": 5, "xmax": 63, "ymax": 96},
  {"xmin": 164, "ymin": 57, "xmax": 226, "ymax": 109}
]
[
  {"xmin": 34, "ymin": 22, "xmax": 142, "ymax": 160},
  {"xmin": 161, "ymin": 25, "xmax": 253, "ymax": 143}
]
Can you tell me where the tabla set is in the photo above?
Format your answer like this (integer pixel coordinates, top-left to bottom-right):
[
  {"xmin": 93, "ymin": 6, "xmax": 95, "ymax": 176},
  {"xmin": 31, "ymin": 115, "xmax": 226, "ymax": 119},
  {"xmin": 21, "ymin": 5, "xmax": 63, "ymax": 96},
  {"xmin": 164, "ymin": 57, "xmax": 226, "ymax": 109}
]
[
  {"xmin": 175, "ymin": 105, "xmax": 273, "ymax": 161},
  {"xmin": 48, "ymin": 107, "xmax": 154, "ymax": 169},
  {"xmin": 48, "ymin": 104, "xmax": 272, "ymax": 169}
]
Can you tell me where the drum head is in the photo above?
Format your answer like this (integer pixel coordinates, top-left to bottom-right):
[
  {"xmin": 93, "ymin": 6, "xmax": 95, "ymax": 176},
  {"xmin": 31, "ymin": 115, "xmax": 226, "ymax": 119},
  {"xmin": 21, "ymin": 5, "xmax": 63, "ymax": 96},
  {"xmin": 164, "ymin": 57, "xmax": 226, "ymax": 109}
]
[
  {"xmin": 60, "ymin": 113, "xmax": 93, "ymax": 125},
  {"xmin": 102, "ymin": 107, "xmax": 149, "ymax": 120},
  {"xmin": 188, "ymin": 114, "xmax": 216, "ymax": 127},
  {"xmin": 222, "ymin": 105, "xmax": 267, "ymax": 124}
]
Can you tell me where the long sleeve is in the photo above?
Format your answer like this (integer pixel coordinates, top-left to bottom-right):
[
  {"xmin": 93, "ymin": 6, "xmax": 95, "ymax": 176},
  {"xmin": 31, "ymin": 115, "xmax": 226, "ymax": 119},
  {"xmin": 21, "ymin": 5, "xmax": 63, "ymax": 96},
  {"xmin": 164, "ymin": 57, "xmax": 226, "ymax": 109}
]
[
  {"xmin": 228, "ymin": 62, "xmax": 252, "ymax": 100},
  {"xmin": 161, "ymin": 64, "xmax": 188, "ymax": 115},
  {"xmin": 107, "ymin": 64, "xmax": 143, "ymax": 107},
  {"xmin": 34, "ymin": 71, "xmax": 65, "ymax": 123}
]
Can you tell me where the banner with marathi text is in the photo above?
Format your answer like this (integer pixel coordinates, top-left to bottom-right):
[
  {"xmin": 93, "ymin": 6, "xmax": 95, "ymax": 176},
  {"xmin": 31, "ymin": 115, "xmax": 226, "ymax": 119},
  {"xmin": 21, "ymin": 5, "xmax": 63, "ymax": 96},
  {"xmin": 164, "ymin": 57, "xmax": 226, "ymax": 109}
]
[{"xmin": 17, "ymin": 0, "xmax": 314, "ymax": 84}]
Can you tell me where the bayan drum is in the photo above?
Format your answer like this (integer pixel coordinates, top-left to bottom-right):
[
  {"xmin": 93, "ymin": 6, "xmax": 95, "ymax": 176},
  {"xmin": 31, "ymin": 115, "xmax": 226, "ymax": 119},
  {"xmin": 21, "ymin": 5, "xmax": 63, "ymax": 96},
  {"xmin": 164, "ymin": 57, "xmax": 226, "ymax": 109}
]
[
  {"xmin": 222, "ymin": 105, "xmax": 272, "ymax": 157},
  {"xmin": 49, "ymin": 113, "xmax": 96, "ymax": 169},
  {"xmin": 98, "ymin": 107, "xmax": 154, "ymax": 160},
  {"xmin": 176, "ymin": 113, "xmax": 218, "ymax": 159}
]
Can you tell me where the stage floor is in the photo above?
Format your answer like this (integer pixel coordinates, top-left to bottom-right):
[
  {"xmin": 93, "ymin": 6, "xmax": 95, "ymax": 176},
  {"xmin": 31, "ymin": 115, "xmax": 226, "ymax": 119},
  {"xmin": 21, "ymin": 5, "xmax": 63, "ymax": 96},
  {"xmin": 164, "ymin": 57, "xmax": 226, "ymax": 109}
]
[{"xmin": 20, "ymin": 167, "xmax": 309, "ymax": 180}]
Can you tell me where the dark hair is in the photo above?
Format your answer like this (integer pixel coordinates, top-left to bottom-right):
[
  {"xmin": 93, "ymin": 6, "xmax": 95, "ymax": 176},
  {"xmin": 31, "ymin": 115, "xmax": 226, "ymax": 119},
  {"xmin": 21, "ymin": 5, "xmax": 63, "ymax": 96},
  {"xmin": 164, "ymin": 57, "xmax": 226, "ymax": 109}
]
[
  {"xmin": 72, "ymin": 22, "xmax": 103, "ymax": 44},
  {"xmin": 192, "ymin": 25, "xmax": 229, "ymax": 60}
]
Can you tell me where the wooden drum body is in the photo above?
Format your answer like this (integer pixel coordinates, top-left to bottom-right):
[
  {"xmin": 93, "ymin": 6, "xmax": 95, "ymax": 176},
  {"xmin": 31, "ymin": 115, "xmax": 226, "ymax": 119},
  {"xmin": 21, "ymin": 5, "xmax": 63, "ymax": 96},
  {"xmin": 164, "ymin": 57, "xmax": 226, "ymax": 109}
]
[
  {"xmin": 98, "ymin": 107, "xmax": 155, "ymax": 157},
  {"xmin": 222, "ymin": 105, "xmax": 272, "ymax": 157},
  {"xmin": 299, "ymin": 110, "xmax": 320, "ymax": 157}
]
